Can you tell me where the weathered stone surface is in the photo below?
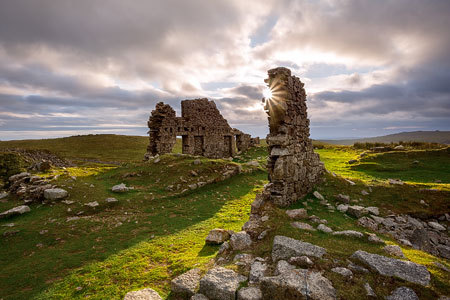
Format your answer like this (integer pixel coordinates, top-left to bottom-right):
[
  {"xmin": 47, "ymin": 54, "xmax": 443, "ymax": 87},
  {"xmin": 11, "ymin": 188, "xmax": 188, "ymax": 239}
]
[
  {"xmin": 260, "ymin": 269, "xmax": 336, "ymax": 300},
  {"xmin": 367, "ymin": 234, "xmax": 385, "ymax": 245},
  {"xmin": 386, "ymin": 287, "xmax": 419, "ymax": 300},
  {"xmin": 111, "ymin": 183, "xmax": 129, "ymax": 193},
  {"xmin": 199, "ymin": 267, "xmax": 246, "ymax": 300},
  {"xmin": 205, "ymin": 229, "xmax": 231, "ymax": 245},
  {"xmin": 291, "ymin": 221, "xmax": 316, "ymax": 231},
  {"xmin": 285, "ymin": 208, "xmax": 308, "ymax": 219},
  {"xmin": 313, "ymin": 191, "xmax": 324, "ymax": 201},
  {"xmin": 274, "ymin": 260, "xmax": 295, "ymax": 275},
  {"xmin": 331, "ymin": 267, "xmax": 352, "ymax": 278},
  {"xmin": 317, "ymin": 224, "xmax": 333, "ymax": 233},
  {"xmin": 383, "ymin": 245, "xmax": 405, "ymax": 257},
  {"xmin": 237, "ymin": 287, "xmax": 262, "ymax": 300},
  {"xmin": 272, "ymin": 235, "xmax": 326, "ymax": 261},
  {"xmin": 366, "ymin": 207, "xmax": 379, "ymax": 216},
  {"xmin": 358, "ymin": 217, "xmax": 379, "ymax": 231},
  {"xmin": 351, "ymin": 250, "xmax": 431, "ymax": 286},
  {"xmin": 337, "ymin": 204, "xmax": 349, "ymax": 213},
  {"xmin": 332, "ymin": 230, "xmax": 364, "ymax": 238},
  {"xmin": 428, "ymin": 221, "xmax": 446, "ymax": 231},
  {"xmin": 336, "ymin": 194, "xmax": 350, "ymax": 203},
  {"xmin": 171, "ymin": 268, "xmax": 201, "ymax": 298},
  {"xmin": 347, "ymin": 205, "xmax": 367, "ymax": 218},
  {"xmin": 0, "ymin": 205, "xmax": 31, "ymax": 219},
  {"xmin": 123, "ymin": 288, "xmax": 162, "ymax": 300},
  {"xmin": 190, "ymin": 294, "xmax": 208, "ymax": 300},
  {"xmin": 43, "ymin": 188, "xmax": 68, "ymax": 200},
  {"xmin": 229, "ymin": 231, "xmax": 252, "ymax": 250},
  {"xmin": 249, "ymin": 260, "xmax": 267, "ymax": 283}
]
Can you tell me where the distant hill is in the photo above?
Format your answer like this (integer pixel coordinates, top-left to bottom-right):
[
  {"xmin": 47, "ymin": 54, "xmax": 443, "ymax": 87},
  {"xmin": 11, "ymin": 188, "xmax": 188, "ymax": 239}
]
[{"xmin": 320, "ymin": 131, "xmax": 450, "ymax": 145}]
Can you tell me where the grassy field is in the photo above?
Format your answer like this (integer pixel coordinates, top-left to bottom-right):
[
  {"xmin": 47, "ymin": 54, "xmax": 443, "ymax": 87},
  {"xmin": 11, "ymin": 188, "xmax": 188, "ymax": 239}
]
[{"xmin": 0, "ymin": 135, "xmax": 449, "ymax": 299}]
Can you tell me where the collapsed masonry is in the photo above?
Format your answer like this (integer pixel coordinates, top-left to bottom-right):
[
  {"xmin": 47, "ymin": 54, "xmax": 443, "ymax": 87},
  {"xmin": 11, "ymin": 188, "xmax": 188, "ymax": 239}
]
[
  {"xmin": 262, "ymin": 67, "xmax": 324, "ymax": 207},
  {"xmin": 146, "ymin": 98, "xmax": 259, "ymax": 159}
]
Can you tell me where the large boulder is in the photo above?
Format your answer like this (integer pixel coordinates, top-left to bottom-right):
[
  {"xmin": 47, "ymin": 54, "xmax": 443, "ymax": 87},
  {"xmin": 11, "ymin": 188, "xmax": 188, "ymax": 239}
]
[
  {"xmin": 229, "ymin": 231, "xmax": 252, "ymax": 250},
  {"xmin": 43, "ymin": 188, "xmax": 68, "ymax": 201},
  {"xmin": 205, "ymin": 229, "xmax": 230, "ymax": 244},
  {"xmin": 0, "ymin": 205, "xmax": 30, "ymax": 219},
  {"xmin": 272, "ymin": 235, "xmax": 326, "ymax": 261},
  {"xmin": 260, "ymin": 269, "xmax": 336, "ymax": 300},
  {"xmin": 386, "ymin": 287, "xmax": 419, "ymax": 300},
  {"xmin": 351, "ymin": 250, "xmax": 430, "ymax": 286},
  {"xmin": 123, "ymin": 288, "xmax": 162, "ymax": 300},
  {"xmin": 171, "ymin": 268, "xmax": 201, "ymax": 298},
  {"xmin": 199, "ymin": 267, "xmax": 246, "ymax": 300}
]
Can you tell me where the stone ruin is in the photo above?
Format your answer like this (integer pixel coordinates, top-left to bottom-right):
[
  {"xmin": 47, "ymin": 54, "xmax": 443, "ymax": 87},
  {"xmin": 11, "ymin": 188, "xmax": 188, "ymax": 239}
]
[
  {"xmin": 262, "ymin": 67, "xmax": 324, "ymax": 207},
  {"xmin": 146, "ymin": 98, "xmax": 259, "ymax": 159}
]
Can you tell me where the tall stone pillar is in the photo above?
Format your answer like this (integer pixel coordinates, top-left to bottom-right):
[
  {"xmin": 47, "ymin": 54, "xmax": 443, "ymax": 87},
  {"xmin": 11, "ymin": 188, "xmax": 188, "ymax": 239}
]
[{"xmin": 263, "ymin": 67, "xmax": 324, "ymax": 207}]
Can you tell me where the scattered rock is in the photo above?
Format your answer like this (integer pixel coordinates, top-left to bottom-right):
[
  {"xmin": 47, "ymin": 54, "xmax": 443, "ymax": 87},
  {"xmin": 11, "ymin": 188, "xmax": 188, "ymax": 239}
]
[
  {"xmin": 0, "ymin": 192, "xmax": 9, "ymax": 200},
  {"xmin": 246, "ymin": 160, "xmax": 259, "ymax": 167},
  {"xmin": 291, "ymin": 221, "xmax": 316, "ymax": 231},
  {"xmin": 153, "ymin": 157, "xmax": 161, "ymax": 164},
  {"xmin": 285, "ymin": 208, "xmax": 308, "ymax": 219},
  {"xmin": 361, "ymin": 190, "xmax": 369, "ymax": 196},
  {"xmin": 347, "ymin": 262, "xmax": 369, "ymax": 274},
  {"xmin": 388, "ymin": 179, "xmax": 404, "ymax": 185},
  {"xmin": 289, "ymin": 256, "xmax": 313, "ymax": 268},
  {"xmin": 193, "ymin": 159, "xmax": 201, "ymax": 165},
  {"xmin": 191, "ymin": 294, "xmax": 208, "ymax": 300},
  {"xmin": 106, "ymin": 197, "xmax": 118, "ymax": 203},
  {"xmin": 367, "ymin": 234, "xmax": 385, "ymax": 245},
  {"xmin": 229, "ymin": 231, "xmax": 252, "ymax": 250},
  {"xmin": 366, "ymin": 207, "xmax": 379, "ymax": 216},
  {"xmin": 386, "ymin": 287, "xmax": 418, "ymax": 300},
  {"xmin": 123, "ymin": 288, "xmax": 162, "ymax": 300},
  {"xmin": 351, "ymin": 250, "xmax": 430, "ymax": 286},
  {"xmin": 261, "ymin": 269, "xmax": 336, "ymax": 300},
  {"xmin": 384, "ymin": 245, "xmax": 405, "ymax": 258},
  {"xmin": 43, "ymin": 188, "xmax": 68, "ymax": 201},
  {"xmin": 337, "ymin": 204, "xmax": 349, "ymax": 213},
  {"xmin": 313, "ymin": 191, "xmax": 324, "ymax": 201},
  {"xmin": 111, "ymin": 183, "xmax": 129, "ymax": 193},
  {"xmin": 347, "ymin": 205, "xmax": 367, "ymax": 218},
  {"xmin": 206, "ymin": 229, "xmax": 231, "ymax": 245},
  {"xmin": 345, "ymin": 179, "xmax": 356, "ymax": 185},
  {"xmin": 237, "ymin": 287, "xmax": 262, "ymax": 300},
  {"xmin": 336, "ymin": 194, "xmax": 350, "ymax": 203},
  {"xmin": 331, "ymin": 267, "xmax": 352, "ymax": 278},
  {"xmin": 0, "ymin": 205, "xmax": 31, "ymax": 219},
  {"xmin": 358, "ymin": 217, "xmax": 379, "ymax": 231},
  {"xmin": 171, "ymin": 268, "xmax": 201, "ymax": 299},
  {"xmin": 364, "ymin": 283, "xmax": 376, "ymax": 297},
  {"xmin": 398, "ymin": 239, "xmax": 413, "ymax": 247},
  {"xmin": 272, "ymin": 235, "xmax": 326, "ymax": 261},
  {"xmin": 317, "ymin": 224, "xmax": 333, "ymax": 233},
  {"xmin": 61, "ymin": 200, "xmax": 75, "ymax": 205},
  {"xmin": 85, "ymin": 201, "xmax": 99, "ymax": 208},
  {"xmin": 199, "ymin": 267, "xmax": 246, "ymax": 300},
  {"xmin": 332, "ymin": 230, "xmax": 364, "ymax": 238}
]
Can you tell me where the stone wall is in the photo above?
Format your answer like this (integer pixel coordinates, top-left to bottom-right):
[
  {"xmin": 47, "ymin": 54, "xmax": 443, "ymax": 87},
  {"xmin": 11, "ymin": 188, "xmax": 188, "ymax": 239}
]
[
  {"xmin": 147, "ymin": 98, "xmax": 257, "ymax": 159},
  {"xmin": 263, "ymin": 67, "xmax": 324, "ymax": 207}
]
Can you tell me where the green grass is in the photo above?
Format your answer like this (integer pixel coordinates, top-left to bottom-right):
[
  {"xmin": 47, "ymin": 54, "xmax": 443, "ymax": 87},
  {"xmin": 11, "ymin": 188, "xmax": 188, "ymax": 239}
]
[{"xmin": 0, "ymin": 153, "xmax": 266, "ymax": 300}]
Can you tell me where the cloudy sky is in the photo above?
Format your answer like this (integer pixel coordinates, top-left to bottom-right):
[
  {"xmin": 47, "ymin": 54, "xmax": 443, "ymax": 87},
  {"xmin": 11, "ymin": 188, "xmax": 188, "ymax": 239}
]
[{"xmin": 1, "ymin": 0, "xmax": 449, "ymax": 140}]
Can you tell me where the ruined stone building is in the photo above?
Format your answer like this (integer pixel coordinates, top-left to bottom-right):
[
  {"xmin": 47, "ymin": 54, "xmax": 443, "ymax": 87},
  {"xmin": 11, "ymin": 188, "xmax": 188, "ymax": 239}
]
[
  {"xmin": 263, "ymin": 67, "xmax": 324, "ymax": 207},
  {"xmin": 146, "ymin": 98, "xmax": 258, "ymax": 159}
]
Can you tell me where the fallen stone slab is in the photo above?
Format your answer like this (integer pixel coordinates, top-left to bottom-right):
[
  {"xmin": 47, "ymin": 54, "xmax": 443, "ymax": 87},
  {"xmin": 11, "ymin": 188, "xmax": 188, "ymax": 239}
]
[
  {"xmin": 272, "ymin": 235, "xmax": 326, "ymax": 261},
  {"xmin": 313, "ymin": 191, "xmax": 324, "ymax": 201},
  {"xmin": 0, "ymin": 205, "xmax": 31, "ymax": 219},
  {"xmin": 332, "ymin": 230, "xmax": 364, "ymax": 238},
  {"xmin": 237, "ymin": 287, "xmax": 262, "ymax": 300},
  {"xmin": 199, "ymin": 267, "xmax": 246, "ymax": 300},
  {"xmin": 331, "ymin": 267, "xmax": 352, "ymax": 278},
  {"xmin": 386, "ymin": 287, "xmax": 419, "ymax": 300},
  {"xmin": 285, "ymin": 208, "xmax": 308, "ymax": 219},
  {"xmin": 205, "ymin": 228, "xmax": 231, "ymax": 244},
  {"xmin": 123, "ymin": 288, "xmax": 162, "ymax": 300},
  {"xmin": 171, "ymin": 268, "xmax": 201, "ymax": 299},
  {"xmin": 44, "ymin": 188, "xmax": 68, "ymax": 201},
  {"xmin": 291, "ymin": 222, "xmax": 316, "ymax": 231},
  {"xmin": 260, "ymin": 269, "xmax": 336, "ymax": 300},
  {"xmin": 351, "ymin": 250, "xmax": 430, "ymax": 286},
  {"xmin": 317, "ymin": 224, "xmax": 333, "ymax": 233},
  {"xmin": 366, "ymin": 207, "xmax": 379, "ymax": 216},
  {"xmin": 85, "ymin": 201, "xmax": 99, "ymax": 208},
  {"xmin": 428, "ymin": 221, "xmax": 446, "ymax": 231}
]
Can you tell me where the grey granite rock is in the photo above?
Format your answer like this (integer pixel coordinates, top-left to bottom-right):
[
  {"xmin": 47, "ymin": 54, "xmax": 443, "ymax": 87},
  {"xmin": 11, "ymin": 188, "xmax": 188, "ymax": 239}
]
[
  {"xmin": 199, "ymin": 267, "xmax": 246, "ymax": 300},
  {"xmin": 43, "ymin": 188, "xmax": 68, "ymax": 200},
  {"xmin": 386, "ymin": 287, "xmax": 419, "ymax": 300},
  {"xmin": 123, "ymin": 288, "xmax": 162, "ymax": 300},
  {"xmin": 331, "ymin": 267, "xmax": 352, "ymax": 278},
  {"xmin": 237, "ymin": 287, "xmax": 262, "ymax": 300},
  {"xmin": 229, "ymin": 231, "xmax": 252, "ymax": 250},
  {"xmin": 272, "ymin": 236, "xmax": 326, "ymax": 261},
  {"xmin": 171, "ymin": 268, "xmax": 201, "ymax": 298},
  {"xmin": 351, "ymin": 250, "xmax": 430, "ymax": 286},
  {"xmin": 205, "ymin": 229, "xmax": 231, "ymax": 244},
  {"xmin": 0, "ymin": 205, "xmax": 31, "ymax": 219}
]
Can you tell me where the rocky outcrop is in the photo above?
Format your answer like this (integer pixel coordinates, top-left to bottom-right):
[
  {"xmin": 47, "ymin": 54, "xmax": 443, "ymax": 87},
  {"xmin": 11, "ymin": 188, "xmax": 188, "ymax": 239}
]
[
  {"xmin": 171, "ymin": 268, "xmax": 202, "ymax": 299},
  {"xmin": 351, "ymin": 250, "xmax": 431, "ymax": 286},
  {"xmin": 199, "ymin": 267, "xmax": 246, "ymax": 300},
  {"xmin": 386, "ymin": 287, "xmax": 419, "ymax": 300}
]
